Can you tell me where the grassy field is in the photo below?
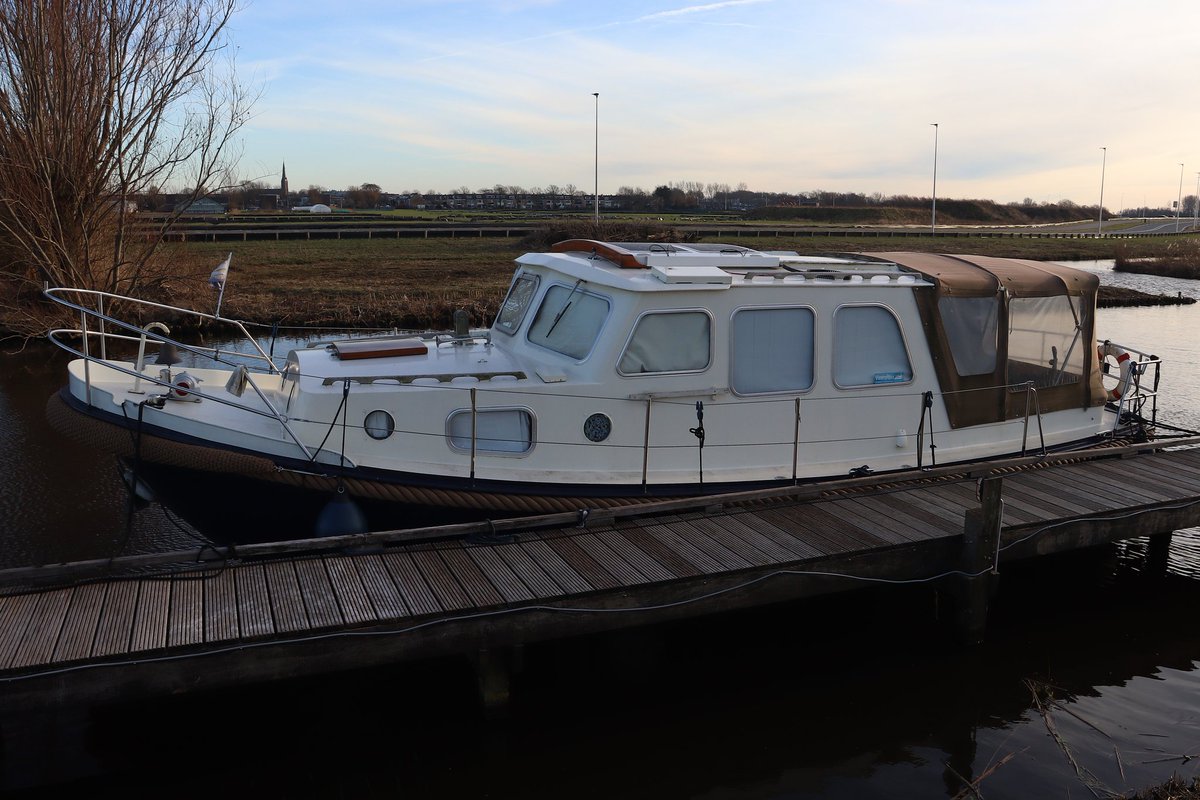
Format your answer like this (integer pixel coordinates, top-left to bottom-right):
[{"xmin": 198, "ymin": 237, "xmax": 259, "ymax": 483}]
[{"xmin": 158, "ymin": 230, "xmax": 1190, "ymax": 332}]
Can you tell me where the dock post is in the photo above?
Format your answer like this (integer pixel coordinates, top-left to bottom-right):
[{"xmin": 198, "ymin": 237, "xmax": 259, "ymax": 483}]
[
  {"xmin": 1147, "ymin": 531, "xmax": 1173, "ymax": 576},
  {"xmin": 954, "ymin": 476, "xmax": 1003, "ymax": 646},
  {"xmin": 473, "ymin": 647, "xmax": 517, "ymax": 717}
]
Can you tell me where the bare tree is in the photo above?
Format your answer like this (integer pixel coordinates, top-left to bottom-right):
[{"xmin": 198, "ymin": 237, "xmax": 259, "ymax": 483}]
[{"xmin": 0, "ymin": 0, "xmax": 254, "ymax": 332}]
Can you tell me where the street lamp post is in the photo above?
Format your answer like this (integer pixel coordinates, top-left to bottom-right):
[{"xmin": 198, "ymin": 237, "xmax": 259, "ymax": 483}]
[
  {"xmin": 1097, "ymin": 147, "xmax": 1106, "ymax": 236},
  {"xmin": 592, "ymin": 92, "xmax": 599, "ymax": 225},
  {"xmin": 1177, "ymin": 163, "xmax": 1185, "ymax": 233},
  {"xmin": 1194, "ymin": 172, "xmax": 1199, "ymax": 232},
  {"xmin": 930, "ymin": 123, "xmax": 938, "ymax": 234}
]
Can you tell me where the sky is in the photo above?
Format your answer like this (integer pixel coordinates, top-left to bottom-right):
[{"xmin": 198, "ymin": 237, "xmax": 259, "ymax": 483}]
[{"xmin": 229, "ymin": 0, "xmax": 1200, "ymax": 210}]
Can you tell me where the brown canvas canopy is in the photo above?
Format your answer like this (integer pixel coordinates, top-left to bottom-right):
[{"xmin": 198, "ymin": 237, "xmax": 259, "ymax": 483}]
[{"xmin": 867, "ymin": 253, "xmax": 1108, "ymax": 429}]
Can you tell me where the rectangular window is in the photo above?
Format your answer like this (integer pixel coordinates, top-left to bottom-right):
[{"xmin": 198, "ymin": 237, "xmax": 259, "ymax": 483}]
[
  {"xmin": 938, "ymin": 296, "xmax": 999, "ymax": 376},
  {"xmin": 1007, "ymin": 296, "xmax": 1083, "ymax": 388},
  {"xmin": 618, "ymin": 311, "xmax": 711, "ymax": 374},
  {"xmin": 493, "ymin": 273, "xmax": 540, "ymax": 335},
  {"xmin": 833, "ymin": 305, "xmax": 913, "ymax": 387},
  {"xmin": 447, "ymin": 409, "xmax": 534, "ymax": 454},
  {"xmin": 730, "ymin": 307, "xmax": 814, "ymax": 393},
  {"xmin": 527, "ymin": 283, "xmax": 610, "ymax": 359}
]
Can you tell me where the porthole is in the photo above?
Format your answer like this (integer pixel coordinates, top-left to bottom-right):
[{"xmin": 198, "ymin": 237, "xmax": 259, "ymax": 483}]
[
  {"xmin": 364, "ymin": 410, "xmax": 395, "ymax": 440},
  {"xmin": 583, "ymin": 413, "xmax": 612, "ymax": 443}
]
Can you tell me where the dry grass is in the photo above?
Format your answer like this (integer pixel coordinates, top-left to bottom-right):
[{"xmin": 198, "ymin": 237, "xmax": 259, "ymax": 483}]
[{"xmin": 14, "ymin": 227, "xmax": 1195, "ymax": 336}]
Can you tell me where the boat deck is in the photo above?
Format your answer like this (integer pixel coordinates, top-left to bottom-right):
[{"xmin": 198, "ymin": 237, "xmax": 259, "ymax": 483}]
[{"xmin": 2, "ymin": 442, "xmax": 1200, "ymax": 711}]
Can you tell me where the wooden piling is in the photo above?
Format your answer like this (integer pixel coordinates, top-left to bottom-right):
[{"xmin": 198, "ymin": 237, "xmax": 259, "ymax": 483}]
[{"xmin": 953, "ymin": 476, "xmax": 1004, "ymax": 645}]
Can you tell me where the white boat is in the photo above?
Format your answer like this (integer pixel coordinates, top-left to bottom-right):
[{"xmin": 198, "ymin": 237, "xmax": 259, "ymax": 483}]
[{"xmin": 46, "ymin": 240, "xmax": 1163, "ymax": 538}]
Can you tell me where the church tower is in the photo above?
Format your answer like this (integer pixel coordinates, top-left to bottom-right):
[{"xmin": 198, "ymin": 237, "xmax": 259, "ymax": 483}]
[{"xmin": 281, "ymin": 162, "xmax": 289, "ymax": 210}]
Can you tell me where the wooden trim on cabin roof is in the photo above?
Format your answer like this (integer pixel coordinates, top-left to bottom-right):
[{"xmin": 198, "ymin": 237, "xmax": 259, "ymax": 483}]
[{"xmin": 550, "ymin": 239, "xmax": 647, "ymax": 269}]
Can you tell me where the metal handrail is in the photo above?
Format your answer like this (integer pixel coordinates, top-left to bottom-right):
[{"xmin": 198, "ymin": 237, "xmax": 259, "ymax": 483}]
[{"xmin": 46, "ymin": 325, "xmax": 316, "ymax": 461}]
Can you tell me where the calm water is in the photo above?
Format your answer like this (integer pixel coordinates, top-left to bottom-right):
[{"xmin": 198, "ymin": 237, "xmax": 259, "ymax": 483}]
[{"xmin": 2, "ymin": 260, "xmax": 1200, "ymax": 797}]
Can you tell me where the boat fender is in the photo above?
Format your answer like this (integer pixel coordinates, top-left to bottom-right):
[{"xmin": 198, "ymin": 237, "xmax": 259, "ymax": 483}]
[{"xmin": 1098, "ymin": 341, "xmax": 1133, "ymax": 401}]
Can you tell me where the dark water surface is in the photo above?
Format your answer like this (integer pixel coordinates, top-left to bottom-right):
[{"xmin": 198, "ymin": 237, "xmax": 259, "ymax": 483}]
[{"xmin": 2, "ymin": 260, "xmax": 1199, "ymax": 797}]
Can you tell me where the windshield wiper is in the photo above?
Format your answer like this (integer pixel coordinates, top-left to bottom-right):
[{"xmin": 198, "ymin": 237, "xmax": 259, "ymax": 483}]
[{"xmin": 545, "ymin": 279, "xmax": 585, "ymax": 337}]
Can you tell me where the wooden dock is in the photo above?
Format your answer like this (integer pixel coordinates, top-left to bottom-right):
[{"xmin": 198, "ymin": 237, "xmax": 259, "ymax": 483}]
[{"xmin": 2, "ymin": 441, "xmax": 1200, "ymax": 712}]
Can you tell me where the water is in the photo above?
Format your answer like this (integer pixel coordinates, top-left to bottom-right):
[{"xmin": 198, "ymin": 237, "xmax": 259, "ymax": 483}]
[{"xmin": 2, "ymin": 260, "xmax": 1200, "ymax": 797}]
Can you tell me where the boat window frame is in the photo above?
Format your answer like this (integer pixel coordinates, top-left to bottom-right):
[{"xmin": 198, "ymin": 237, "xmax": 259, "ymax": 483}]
[
  {"xmin": 727, "ymin": 304, "xmax": 818, "ymax": 396},
  {"xmin": 525, "ymin": 281, "xmax": 612, "ymax": 361},
  {"xmin": 445, "ymin": 406, "xmax": 537, "ymax": 457},
  {"xmin": 615, "ymin": 307, "xmax": 714, "ymax": 377},
  {"xmin": 830, "ymin": 302, "xmax": 916, "ymax": 390},
  {"xmin": 493, "ymin": 271, "xmax": 541, "ymax": 337}
]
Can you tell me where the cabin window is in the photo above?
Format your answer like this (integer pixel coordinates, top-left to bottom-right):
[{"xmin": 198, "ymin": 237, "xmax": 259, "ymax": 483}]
[
  {"xmin": 493, "ymin": 273, "xmax": 540, "ymax": 335},
  {"xmin": 833, "ymin": 305, "xmax": 913, "ymax": 387},
  {"xmin": 939, "ymin": 296, "xmax": 999, "ymax": 376},
  {"xmin": 527, "ymin": 283, "xmax": 610, "ymax": 359},
  {"xmin": 447, "ymin": 408, "xmax": 534, "ymax": 454},
  {"xmin": 730, "ymin": 307, "xmax": 815, "ymax": 394},
  {"xmin": 617, "ymin": 311, "xmax": 711, "ymax": 374},
  {"xmin": 1007, "ymin": 296, "xmax": 1084, "ymax": 388}
]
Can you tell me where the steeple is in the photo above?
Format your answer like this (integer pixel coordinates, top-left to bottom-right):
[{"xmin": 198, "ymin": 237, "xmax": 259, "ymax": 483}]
[{"xmin": 281, "ymin": 162, "xmax": 289, "ymax": 210}]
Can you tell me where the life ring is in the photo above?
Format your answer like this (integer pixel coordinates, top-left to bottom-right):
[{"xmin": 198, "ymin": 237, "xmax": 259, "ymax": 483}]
[{"xmin": 1098, "ymin": 341, "xmax": 1133, "ymax": 401}]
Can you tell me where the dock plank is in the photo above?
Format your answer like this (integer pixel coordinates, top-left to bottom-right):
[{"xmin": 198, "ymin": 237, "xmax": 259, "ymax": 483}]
[
  {"xmin": 571, "ymin": 532, "xmax": 653, "ymax": 586},
  {"xmin": 295, "ymin": 559, "xmax": 343, "ymax": 628},
  {"xmin": 617, "ymin": 523, "xmax": 706, "ymax": 578},
  {"xmin": 52, "ymin": 584, "xmax": 106, "ymax": 663},
  {"xmin": 685, "ymin": 513, "xmax": 796, "ymax": 563},
  {"xmin": 381, "ymin": 551, "xmax": 442, "ymax": 617},
  {"xmin": 327, "ymin": 557, "xmax": 378, "ymax": 626},
  {"xmin": 167, "ymin": 577, "xmax": 205, "ymax": 648},
  {"xmin": 542, "ymin": 535, "xmax": 622, "ymax": 590},
  {"xmin": 0, "ymin": 593, "xmax": 39, "ymax": 668},
  {"xmin": 10, "ymin": 589, "xmax": 71, "ymax": 669},
  {"xmin": 234, "ymin": 564, "xmax": 275, "ymax": 638},
  {"xmin": 93, "ymin": 580, "xmax": 139, "ymax": 657},
  {"xmin": 203, "ymin": 569, "xmax": 239, "ymax": 642},
  {"xmin": 661, "ymin": 518, "xmax": 755, "ymax": 571},
  {"xmin": 439, "ymin": 546, "xmax": 508, "ymax": 607},
  {"xmin": 705, "ymin": 510, "xmax": 826, "ymax": 561},
  {"xmin": 489, "ymin": 543, "xmax": 563, "ymax": 600},
  {"xmin": 464, "ymin": 546, "xmax": 534, "ymax": 604},
  {"xmin": 854, "ymin": 494, "xmax": 961, "ymax": 538},
  {"xmin": 130, "ymin": 580, "xmax": 171, "ymax": 653},
  {"xmin": 1053, "ymin": 462, "xmax": 1173, "ymax": 506},
  {"xmin": 649, "ymin": 521, "xmax": 746, "ymax": 572},
  {"xmin": 676, "ymin": 514, "xmax": 772, "ymax": 567},
  {"xmin": 352, "ymin": 555, "xmax": 411, "ymax": 620},
  {"xmin": 595, "ymin": 530, "xmax": 675, "ymax": 583},
  {"xmin": 265, "ymin": 561, "xmax": 308, "ymax": 633},
  {"xmin": 519, "ymin": 539, "xmax": 595, "ymax": 595},
  {"xmin": 410, "ymin": 549, "xmax": 474, "ymax": 611}
]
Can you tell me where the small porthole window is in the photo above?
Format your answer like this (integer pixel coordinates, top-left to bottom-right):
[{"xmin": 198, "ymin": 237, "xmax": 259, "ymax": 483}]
[
  {"xmin": 583, "ymin": 413, "xmax": 611, "ymax": 442},
  {"xmin": 364, "ymin": 410, "xmax": 395, "ymax": 440}
]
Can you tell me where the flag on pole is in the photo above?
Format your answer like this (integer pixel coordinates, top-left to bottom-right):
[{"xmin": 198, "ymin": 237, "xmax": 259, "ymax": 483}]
[{"xmin": 209, "ymin": 252, "xmax": 232, "ymax": 290}]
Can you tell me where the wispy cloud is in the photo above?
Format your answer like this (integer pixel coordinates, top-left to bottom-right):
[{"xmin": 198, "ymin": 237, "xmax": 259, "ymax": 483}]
[{"xmin": 635, "ymin": 0, "xmax": 772, "ymax": 22}]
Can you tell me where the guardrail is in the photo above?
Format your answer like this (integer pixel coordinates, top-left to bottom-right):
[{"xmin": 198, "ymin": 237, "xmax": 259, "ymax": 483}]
[{"xmin": 149, "ymin": 224, "xmax": 1174, "ymax": 244}]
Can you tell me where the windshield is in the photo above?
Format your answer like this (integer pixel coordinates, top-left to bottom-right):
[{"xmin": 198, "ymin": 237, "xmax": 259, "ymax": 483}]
[{"xmin": 527, "ymin": 283, "xmax": 610, "ymax": 359}]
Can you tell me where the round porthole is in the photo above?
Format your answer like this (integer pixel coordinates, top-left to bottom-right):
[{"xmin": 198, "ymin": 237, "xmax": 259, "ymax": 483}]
[
  {"xmin": 583, "ymin": 413, "xmax": 612, "ymax": 443},
  {"xmin": 364, "ymin": 410, "xmax": 395, "ymax": 440}
]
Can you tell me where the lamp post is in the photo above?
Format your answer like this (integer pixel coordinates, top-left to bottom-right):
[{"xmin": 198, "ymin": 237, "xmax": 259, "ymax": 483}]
[
  {"xmin": 1194, "ymin": 172, "xmax": 1199, "ymax": 232},
  {"xmin": 1097, "ymin": 147, "xmax": 1106, "ymax": 236},
  {"xmin": 592, "ymin": 92, "xmax": 599, "ymax": 225},
  {"xmin": 1176, "ymin": 163, "xmax": 1185, "ymax": 233},
  {"xmin": 930, "ymin": 123, "xmax": 938, "ymax": 234}
]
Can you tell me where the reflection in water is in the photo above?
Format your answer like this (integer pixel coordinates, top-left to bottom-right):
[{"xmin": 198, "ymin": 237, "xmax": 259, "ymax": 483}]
[{"xmin": 2, "ymin": 259, "xmax": 1199, "ymax": 796}]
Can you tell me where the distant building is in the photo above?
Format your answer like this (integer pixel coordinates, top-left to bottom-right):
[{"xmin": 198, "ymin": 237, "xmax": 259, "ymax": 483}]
[
  {"xmin": 174, "ymin": 197, "xmax": 225, "ymax": 214},
  {"xmin": 280, "ymin": 162, "xmax": 289, "ymax": 210}
]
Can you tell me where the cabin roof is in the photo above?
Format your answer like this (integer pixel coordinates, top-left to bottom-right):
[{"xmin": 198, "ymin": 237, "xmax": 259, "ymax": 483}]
[
  {"xmin": 534, "ymin": 240, "xmax": 1095, "ymax": 299},
  {"xmin": 858, "ymin": 252, "xmax": 1099, "ymax": 298}
]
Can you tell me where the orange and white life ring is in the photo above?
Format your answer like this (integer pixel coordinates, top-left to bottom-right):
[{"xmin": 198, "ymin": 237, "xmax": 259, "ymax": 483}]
[{"xmin": 1098, "ymin": 341, "xmax": 1133, "ymax": 401}]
